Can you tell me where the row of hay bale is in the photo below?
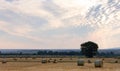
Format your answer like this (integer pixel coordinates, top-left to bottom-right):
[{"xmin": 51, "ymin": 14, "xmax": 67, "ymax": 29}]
[
  {"xmin": 41, "ymin": 59, "xmax": 58, "ymax": 64},
  {"xmin": 77, "ymin": 59, "xmax": 103, "ymax": 68}
]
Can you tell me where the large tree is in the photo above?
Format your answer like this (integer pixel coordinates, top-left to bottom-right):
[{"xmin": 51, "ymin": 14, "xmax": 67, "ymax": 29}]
[{"xmin": 80, "ymin": 41, "xmax": 98, "ymax": 58}]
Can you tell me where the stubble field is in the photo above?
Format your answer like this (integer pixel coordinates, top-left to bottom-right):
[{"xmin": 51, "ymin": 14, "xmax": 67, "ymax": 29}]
[{"xmin": 0, "ymin": 57, "xmax": 120, "ymax": 71}]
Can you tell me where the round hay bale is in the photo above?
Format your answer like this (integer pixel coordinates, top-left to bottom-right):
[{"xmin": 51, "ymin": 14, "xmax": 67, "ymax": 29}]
[
  {"xmin": 115, "ymin": 60, "xmax": 118, "ymax": 63},
  {"xmin": 2, "ymin": 60, "xmax": 7, "ymax": 64},
  {"xmin": 59, "ymin": 58, "xmax": 62, "ymax": 62},
  {"xmin": 88, "ymin": 60, "xmax": 92, "ymax": 63},
  {"xmin": 59, "ymin": 58, "xmax": 62, "ymax": 60},
  {"xmin": 53, "ymin": 59, "xmax": 57, "ymax": 63},
  {"xmin": 70, "ymin": 58, "xmax": 72, "ymax": 60},
  {"xmin": 94, "ymin": 60, "xmax": 103, "ymax": 68},
  {"xmin": 13, "ymin": 58, "xmax": 17, "ymax": 61},
  {"xmin": 32, "ymin": 57, "xmax": 36, "ymax": 59},
  {"xmin": 41, "ymin": 59, "xmax": 47, "ymax": 64},
  {"xmin": 47, "ymin": 60, "xmax": 51, "ymax": 63},
  {"xmin": 49, "ymin": 58, "xmax": 52, "ymax": 60},
  {"xmin": 77, "ymin": 59, "xmax": 84, "ymax": 66},
  {"xmin": 102, "ymin": 58, "xmax": 104, "ymax": 61}
]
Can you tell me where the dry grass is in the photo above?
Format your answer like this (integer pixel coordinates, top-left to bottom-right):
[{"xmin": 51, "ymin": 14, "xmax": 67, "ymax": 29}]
[{"xmin": 0, "ymin": 58, "xmax": 119, "ymax": 71}]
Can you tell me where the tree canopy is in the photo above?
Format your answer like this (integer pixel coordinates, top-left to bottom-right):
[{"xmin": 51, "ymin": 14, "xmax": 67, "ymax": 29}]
[{"xmin": 80, "ymin": 41, "xmax": 99, "ymax": 58}]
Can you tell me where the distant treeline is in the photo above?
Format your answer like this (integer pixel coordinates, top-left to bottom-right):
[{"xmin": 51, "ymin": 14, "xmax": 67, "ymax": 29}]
[
  {"xmin": 0, "ymin": 50, "xmax": 82, "ymax": 56},
  {"xmin": 0, "ymin": 50, "xmax": 119, "ymax": 57},
  {"xmin": 37, "ymin": 51, "xmax": 82, "ymax": 56}
]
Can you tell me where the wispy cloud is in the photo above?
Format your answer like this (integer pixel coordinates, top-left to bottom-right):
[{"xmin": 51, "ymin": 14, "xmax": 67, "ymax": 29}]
[{"xmin": 0, "ymin": 0, "xmax": 120, "ymax": 49}]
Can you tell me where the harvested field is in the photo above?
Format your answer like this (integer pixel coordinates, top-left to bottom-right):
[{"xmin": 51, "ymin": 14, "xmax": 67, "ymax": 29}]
[{"xmin": 0, "ymin": 58, "xmax": 120, "ymax": 71}]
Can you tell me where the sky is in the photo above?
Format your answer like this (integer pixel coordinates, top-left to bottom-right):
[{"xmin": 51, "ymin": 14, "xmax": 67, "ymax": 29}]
[{"xmin": 0, "ymin": 0, "xmax": 120, "ymax": 49}]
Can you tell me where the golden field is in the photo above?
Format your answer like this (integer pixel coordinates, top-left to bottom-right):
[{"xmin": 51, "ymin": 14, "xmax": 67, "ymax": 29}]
[{"xmin": 0, "ymin": 57, "xmax": 120, "ymax": 71}]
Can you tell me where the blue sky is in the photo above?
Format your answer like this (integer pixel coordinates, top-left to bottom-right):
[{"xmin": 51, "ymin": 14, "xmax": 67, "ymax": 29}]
[{"xmin": 0, "ymin": 0, "xmax": 120, "ymax": 49}]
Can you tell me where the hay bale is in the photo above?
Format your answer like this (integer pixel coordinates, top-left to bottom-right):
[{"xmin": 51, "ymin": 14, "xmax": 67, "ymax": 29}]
[
  {"xmin": 77, "ymin": 59, "xmax": 84, "ymax": 66},
  {"xmin": 70, "ymin": 58, "xmax": 72, "ymax": 60},
  {"xmin": 32, "ymin": 57, "xmax": 36, "ymax": 59},
  {"xmin": 47, "ymin": 58, "xmax": 53, "ymax": 63},
  {"xmin": 47, "ymin": 60, "xmax": 51, "ymax": 63},
  {"xmin": 41, "ymin": 59, "xmax": 47, "ymax": 63},
  {"xmin": 102, "ymin": 58, "xmax": 104, "ymax": 61},
  {"xmin": 115, "ymin": 60, "xmax": 118, "ymax": 63},
  {"xmin": 13, "ymin": 58, "xmax": 17, "ymax": 61},
  {"xmin": 59, "ymin": 58, "xmax": 62, "ymax": 60},
  {"xmin": 49, "ymin": 58, "xmax": 52, "ymax": 60},
  {"xmin": 53, "ymin": 59, "xmax": 57, "ymax": 63},
  {"xmin": 94, "ymin": 60, "xmax": 103, "ymax": 68},
  {"xmin": 2, "ymin": 60, "xmax": 7, "ymax": 64},
  {"xmin": 88, "ymin": 60, "xmax": 92, "ymax": 63}
]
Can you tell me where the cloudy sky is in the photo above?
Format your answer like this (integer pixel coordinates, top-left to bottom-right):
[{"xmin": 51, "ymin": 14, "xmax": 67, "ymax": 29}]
[{"xmin": 0, "ymin": 0, "xmax": 120, "ymax": 49}]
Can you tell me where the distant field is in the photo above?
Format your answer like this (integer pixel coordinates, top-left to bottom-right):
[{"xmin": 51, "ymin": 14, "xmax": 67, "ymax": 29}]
[{"xmin": 0, "ymin": 57, "xmax": 120, "ymax": 71}]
